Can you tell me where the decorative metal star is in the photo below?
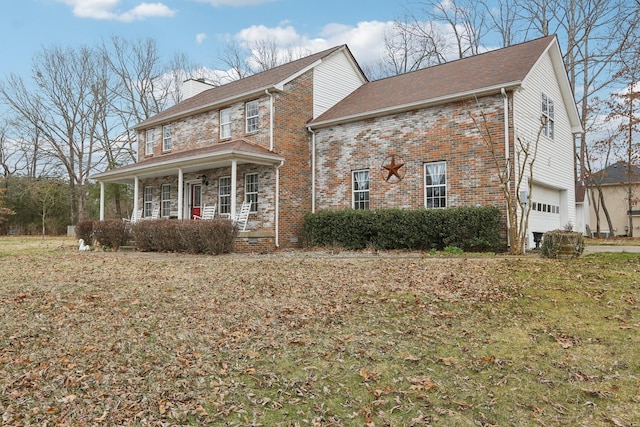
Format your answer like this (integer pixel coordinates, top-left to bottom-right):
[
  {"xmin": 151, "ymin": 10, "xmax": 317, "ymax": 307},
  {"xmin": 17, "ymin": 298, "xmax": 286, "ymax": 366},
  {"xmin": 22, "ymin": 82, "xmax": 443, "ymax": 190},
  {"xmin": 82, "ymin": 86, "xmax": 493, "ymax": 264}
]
[{"xmin": 382, "ymin": 155, "xmax": 405, "ymax": 182}]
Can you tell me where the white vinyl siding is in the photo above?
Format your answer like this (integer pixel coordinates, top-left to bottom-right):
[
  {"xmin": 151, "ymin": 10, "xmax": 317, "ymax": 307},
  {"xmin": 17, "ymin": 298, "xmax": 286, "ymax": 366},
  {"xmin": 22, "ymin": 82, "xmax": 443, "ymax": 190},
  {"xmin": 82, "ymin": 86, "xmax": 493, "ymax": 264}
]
[
  {"xmin": 313, "ymin": 49, "xmax": 366, "ymax": 118},
  {"xmin": 514, "ymin": 49, "xmax": 575, "ymax": 245}
]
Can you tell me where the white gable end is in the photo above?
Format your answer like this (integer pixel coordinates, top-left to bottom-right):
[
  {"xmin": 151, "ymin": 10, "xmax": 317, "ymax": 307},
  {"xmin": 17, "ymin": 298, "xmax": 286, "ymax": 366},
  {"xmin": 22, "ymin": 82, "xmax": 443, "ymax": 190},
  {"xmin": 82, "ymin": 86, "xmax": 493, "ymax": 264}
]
[
  {"xmin": 313, "ymin": 49, "xmax": 366, "ymax": 119},
  {"xmin": 514, "ymin": 46, "xmax": 577, "ymax": 244}
]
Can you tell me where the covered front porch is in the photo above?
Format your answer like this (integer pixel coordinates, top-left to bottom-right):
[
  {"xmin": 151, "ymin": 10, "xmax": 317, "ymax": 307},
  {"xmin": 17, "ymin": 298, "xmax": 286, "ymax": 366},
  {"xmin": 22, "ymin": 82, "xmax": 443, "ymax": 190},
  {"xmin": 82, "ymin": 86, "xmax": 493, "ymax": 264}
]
[{"xmin": 92, "ymin": 140, "xmax": 285, "ymax": 247}]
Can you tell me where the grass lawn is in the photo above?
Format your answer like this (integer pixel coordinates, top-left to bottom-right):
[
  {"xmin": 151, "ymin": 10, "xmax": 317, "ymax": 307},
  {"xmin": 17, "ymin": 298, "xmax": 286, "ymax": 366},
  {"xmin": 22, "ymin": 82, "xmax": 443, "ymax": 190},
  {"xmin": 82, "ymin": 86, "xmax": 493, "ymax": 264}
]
[{"xmin": 0, "ymin": 237, "xmax": 638, "ymax": 426}]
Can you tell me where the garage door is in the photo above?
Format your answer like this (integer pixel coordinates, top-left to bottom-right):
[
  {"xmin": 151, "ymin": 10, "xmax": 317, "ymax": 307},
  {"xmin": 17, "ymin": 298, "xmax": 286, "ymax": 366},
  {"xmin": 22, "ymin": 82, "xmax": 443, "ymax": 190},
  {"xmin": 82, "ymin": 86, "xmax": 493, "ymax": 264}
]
[{"xmin": 528, "ymin": 185, "xmax": 562, "ymax": 236}]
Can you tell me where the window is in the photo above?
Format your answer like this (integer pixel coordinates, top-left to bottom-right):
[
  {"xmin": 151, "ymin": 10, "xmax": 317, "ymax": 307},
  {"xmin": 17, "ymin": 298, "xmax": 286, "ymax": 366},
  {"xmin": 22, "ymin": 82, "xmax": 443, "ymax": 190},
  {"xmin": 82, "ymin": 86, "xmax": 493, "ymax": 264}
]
[
  {"xmin": 162, "ymin": 125, "xmax": 172, "ymax": 151},
  {"xmin": 145, "ymin": 129, "xmax": 155, "ymax": 155},
  {"xmin": 220, "ymin": 107, "xmax": 232, "ymax": 139},
  {"xmin": 218, "ymin": 176, "xmax": 231, "ymax": 215},
  {"xmin": 246, "ymin": 100, "xmax": 259, "ymax": 133},
  {"xmin": 425, "ymin": 161, "xmax": 446, "ymax": 208},
  {"xmin": 541, "ymin": 93, "xmax": 554, "ymax": 139},
  {"xmin": 245, "ymin": 173, "xmax": 258, "ymax": 212},
  {"xmin": 143, "ymin": 187, "xmax": 153, "ymax": 217},
  {"xmin": 352, "ymin": 169, "xmax": 370, "ymax": 210},
  {"xmin": 161, "ymin": 184, "xmax": 171, "ymax": 218}
]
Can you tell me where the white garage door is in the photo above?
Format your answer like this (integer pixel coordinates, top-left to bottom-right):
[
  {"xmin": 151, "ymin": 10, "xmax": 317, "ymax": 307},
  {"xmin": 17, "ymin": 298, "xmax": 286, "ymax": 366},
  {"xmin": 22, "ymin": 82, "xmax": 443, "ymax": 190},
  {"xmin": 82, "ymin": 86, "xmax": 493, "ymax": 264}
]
[{"xmin": 528, "ymin": 184, "xmax": 562, "ymax": 237}]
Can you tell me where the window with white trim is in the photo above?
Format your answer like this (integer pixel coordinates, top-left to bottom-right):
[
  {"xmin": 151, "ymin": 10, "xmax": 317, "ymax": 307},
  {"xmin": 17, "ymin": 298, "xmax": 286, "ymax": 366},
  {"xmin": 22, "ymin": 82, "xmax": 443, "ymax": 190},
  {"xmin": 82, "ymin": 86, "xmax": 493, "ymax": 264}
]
[
  {"xmin": 352, "ymin": 169, "xmax": 370, "ymax": 210},
  {"xmin": 143, "ymin": 187, "xmax": 154, "ymax": 217},
  {"xmin": 541, "ymin": 93, "xmax": 554, "ymax": 139},
  {"xmin": 220, "ymin": 107, "xmax": 232, "ymax": 139},
  {"xmin": 246, "ymin": 100, "xmax": 259, "ymax": 133},
  {"xmin": 145, "ymin": 129, "xmax": 155, "ymax": 155},
  {"xmin": 424, "ymin": 161, "xmax": 446, "ymax": 208},
  {"xmin": 245, "ymin": 173, "xmax": 258, "ymax": 212},
  {"xmin": 161, "ymin": 184, "xmax": 171, "ymax": 217},
  {"xmin": 162, "ymin": 125, "xmax": 172, "ymax": 151},
  {"xmin": 218, "ymin": 176, "xmax": 231, "ymax": 215}
]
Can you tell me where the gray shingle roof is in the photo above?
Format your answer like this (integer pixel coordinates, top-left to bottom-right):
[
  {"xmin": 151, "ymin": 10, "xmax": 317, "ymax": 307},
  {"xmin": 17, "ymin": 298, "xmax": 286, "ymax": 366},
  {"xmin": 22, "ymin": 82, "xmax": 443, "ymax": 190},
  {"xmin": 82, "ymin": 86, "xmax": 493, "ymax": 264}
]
[
  {"xmin": 136, "ymin": 45, "xmax": 348, "ymax": 129},
  {"xmin": 591, "ymin": 161, "xmax": 640, "ymax": 185},
  {"xmin": 309, "ymin": 35, "xmax": 556, "ymax": 127}
]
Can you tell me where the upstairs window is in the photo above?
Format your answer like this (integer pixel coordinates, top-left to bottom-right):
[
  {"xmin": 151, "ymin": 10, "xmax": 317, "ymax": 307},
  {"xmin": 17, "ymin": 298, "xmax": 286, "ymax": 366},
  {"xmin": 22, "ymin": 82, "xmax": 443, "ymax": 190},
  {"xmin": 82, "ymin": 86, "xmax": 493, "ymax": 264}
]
[
  {"xmin": 219, "ymin": 176, "xmax": 231, "ymax": 215},
  {"xmin": 352, "ymin": 169, "xmax": 370, "ymax": 210},
  {"xmin": 542, "ymin": 93, "xmax": 554, "ymax": 139},
  {"xmin": 220, "ymin": 107, "xmax": 232, "ymax": 139},
  {"xmin": 162, "ymin": 125, "xmax": 172, "ymax": 151},
  {"xmin": 246, "ymin": 100, "xmax": 259, "ymax": 133},
  {"xmin": 245, "ymin": 173, "xmax": 258, "ymax": 212},
  {"xmin": 145, "ymin": 129, "xmax": 155, "ymax": 155},
  {"xmin": 425, "ymin": 161, "xmax": 446, "ymax": 208}
]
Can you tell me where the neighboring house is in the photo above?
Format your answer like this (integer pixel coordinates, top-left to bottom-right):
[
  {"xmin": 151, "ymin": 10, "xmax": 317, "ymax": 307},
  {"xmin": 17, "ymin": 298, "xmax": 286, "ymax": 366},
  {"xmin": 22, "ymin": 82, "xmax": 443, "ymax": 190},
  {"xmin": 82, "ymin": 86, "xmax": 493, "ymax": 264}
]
[
  {"xmin": 588, "ymin": 161, "xmax": 640, "ymax": 237},
  {"xmin": 93, "ymin": 35, "xmax": 581, "ymax": 251}
]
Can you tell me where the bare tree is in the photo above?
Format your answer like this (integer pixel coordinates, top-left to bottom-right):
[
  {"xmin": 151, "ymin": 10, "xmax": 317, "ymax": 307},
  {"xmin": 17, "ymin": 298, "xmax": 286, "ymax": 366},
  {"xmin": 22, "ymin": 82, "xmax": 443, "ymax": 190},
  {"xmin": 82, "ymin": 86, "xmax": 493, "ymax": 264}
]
[
  {"xmin": 584, "ymin": 131, "xmax": 617, "ymax": 237},
  {"xmin": 0, "ymin": 45, "xmax": 108, "ymax": 223},
  {"xmin": 606, "ymin": 42, "xmax": 640, "ymax": 236},
  {"xmin": 468, "ymin": 97, "xmax": 543, "ymax": 255}
]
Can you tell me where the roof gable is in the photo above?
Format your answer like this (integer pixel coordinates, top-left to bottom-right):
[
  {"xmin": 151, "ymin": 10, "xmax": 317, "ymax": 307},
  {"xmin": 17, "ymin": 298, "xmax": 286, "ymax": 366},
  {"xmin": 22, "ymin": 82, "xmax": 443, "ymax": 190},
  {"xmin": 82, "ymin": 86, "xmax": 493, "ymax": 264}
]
[
  {"xmin": 309, "ymin": 36, "xmax": 560, "ymax": 127},
  {"xmin": 136, "ymin": 45, "xmax": 351, "ymax": 129}
]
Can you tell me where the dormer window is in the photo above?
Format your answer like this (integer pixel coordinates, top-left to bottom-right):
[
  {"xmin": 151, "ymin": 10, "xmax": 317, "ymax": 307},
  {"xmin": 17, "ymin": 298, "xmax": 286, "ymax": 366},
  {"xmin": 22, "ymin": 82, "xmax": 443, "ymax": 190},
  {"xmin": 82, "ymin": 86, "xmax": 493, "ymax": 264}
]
[
  {"xmin": 246, "ymin": 100, "xmax": 259, "ymax": 133},
  {"xmin": 220, "ymin": 107, "xmax": 232, "ymax": 139}
]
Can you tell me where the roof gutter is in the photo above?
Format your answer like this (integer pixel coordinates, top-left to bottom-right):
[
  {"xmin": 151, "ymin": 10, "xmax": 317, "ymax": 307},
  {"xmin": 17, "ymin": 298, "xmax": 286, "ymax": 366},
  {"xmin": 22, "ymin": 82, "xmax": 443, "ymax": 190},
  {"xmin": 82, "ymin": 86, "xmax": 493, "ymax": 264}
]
[
  {"xmin": 308, "ymin": 81, "xmax": 523, "ymax": 130},
  {"xmin": 134, "ymin": 85, "xmax": 283, "ymax": 130}
]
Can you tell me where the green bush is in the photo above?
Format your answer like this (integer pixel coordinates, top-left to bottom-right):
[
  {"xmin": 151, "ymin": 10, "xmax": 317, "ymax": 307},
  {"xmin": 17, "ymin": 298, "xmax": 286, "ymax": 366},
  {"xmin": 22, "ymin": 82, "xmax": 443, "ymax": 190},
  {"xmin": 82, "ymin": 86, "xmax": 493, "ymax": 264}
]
[
  {"xmin": 75, "ymin": 220, "xmax": 95, "ymax": 245},
  {"xmin": 131, "ymin": 219, "xmax": 237, "ymax": 254},
  {"xmin": 304, "ymin": 207, "xmax": 503, "ymax": 252},
  {"xmin": 540, "ymin": 230, "xmax": 585, "ymax": 259}
]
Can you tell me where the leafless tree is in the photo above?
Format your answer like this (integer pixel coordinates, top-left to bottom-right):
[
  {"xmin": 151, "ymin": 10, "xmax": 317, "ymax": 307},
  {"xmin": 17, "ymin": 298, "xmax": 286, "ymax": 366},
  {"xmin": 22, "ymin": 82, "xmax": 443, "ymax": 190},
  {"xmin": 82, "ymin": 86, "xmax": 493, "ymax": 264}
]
[
  {"xmin": 0, "ymin": 45, "xmax": 108, "ymax": 223},
  {"xmin": 606, "ymin": 42, "xmax": 640, "ymax": 236},
  {"xmin": 584, "ymin": 131, "xmax": 617, "ymax": 238},
  {"xmin": 468, "ymin": 97, "xmax": 543, "ymax": 255}
]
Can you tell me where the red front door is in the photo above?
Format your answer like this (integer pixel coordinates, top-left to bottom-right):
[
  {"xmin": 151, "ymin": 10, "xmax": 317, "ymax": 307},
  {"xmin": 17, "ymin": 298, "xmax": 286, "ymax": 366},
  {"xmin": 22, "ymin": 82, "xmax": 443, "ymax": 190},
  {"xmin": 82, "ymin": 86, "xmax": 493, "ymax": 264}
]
[{"xmin": 190, "ymin": 183, "xmax": 202, "ymax": 219}]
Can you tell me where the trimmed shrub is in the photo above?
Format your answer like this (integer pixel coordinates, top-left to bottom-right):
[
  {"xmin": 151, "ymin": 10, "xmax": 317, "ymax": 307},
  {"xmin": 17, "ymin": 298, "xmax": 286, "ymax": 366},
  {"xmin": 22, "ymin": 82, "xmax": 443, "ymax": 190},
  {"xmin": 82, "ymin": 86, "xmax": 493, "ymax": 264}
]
[
  {"xmin": 131, "ymin": 219, "xmax": 237, "ymax": 254},
  {"xmin": 75, "ymin": 220, "xmax": 95, "ymax": 245},
  {"xmin": 93, "ymin": 219, "xmax": 130, "ymax": 251},
  {"xmin": 540, "ymin": 230, "xmax": 585, "ymax": 259},
  {"xmin": 304, "ymin": 207, "xmax": 502, "ymax": 252}
]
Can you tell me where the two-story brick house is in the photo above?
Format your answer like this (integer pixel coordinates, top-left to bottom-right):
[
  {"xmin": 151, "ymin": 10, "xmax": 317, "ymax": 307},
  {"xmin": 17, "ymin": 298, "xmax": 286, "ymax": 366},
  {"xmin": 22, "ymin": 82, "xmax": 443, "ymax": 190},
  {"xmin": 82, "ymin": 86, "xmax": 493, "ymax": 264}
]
[{"xmin": 93, "ymin": 35, "xmax": 581, "ymax": 251}]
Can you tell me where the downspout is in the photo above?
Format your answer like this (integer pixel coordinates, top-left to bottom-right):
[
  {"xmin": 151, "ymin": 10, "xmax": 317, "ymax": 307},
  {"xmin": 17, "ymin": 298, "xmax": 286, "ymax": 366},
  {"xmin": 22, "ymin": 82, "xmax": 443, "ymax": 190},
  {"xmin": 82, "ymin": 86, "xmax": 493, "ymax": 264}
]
[
  {"xmin": 308, "ymin": 126, "xmax": 316, "ymax": 213},
  {"xmin": 501, "ymin": 88, "xmax": 512, "ymax": 247},
  {"xmin": 275, "ymin": 160, "xmax": 284, "ymax": 248},
  {"xmin": 266, "ymin": 89, "xmax": 274, "ymax": 151}
]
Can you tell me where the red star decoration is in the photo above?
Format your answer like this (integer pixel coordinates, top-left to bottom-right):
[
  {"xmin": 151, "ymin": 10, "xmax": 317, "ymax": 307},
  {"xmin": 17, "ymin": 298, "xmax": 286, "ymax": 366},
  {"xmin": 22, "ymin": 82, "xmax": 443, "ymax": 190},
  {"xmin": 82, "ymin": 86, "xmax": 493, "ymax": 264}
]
[{"xmin": 382, "ymin": 155, "xmax": 405, "ymax": 181}]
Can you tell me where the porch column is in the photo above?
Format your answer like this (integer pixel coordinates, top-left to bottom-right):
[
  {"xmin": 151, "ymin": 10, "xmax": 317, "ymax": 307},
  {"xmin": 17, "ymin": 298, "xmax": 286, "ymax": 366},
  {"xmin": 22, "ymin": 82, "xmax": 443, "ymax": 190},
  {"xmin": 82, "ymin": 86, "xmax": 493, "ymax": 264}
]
[
  {"xmin": 99, "ymin": 181, "xmax": 105, "ymax": 220},
  {"xmin": 133, "ymin": 176, "xmax": 139, "ymax": 221},
  {"xmin": 177, "ymin": 168, "xmax": 184, "ymax": 220},
  {"xmin": 230, "ymin": 159, "xmax": 237, "ymax": 221}
]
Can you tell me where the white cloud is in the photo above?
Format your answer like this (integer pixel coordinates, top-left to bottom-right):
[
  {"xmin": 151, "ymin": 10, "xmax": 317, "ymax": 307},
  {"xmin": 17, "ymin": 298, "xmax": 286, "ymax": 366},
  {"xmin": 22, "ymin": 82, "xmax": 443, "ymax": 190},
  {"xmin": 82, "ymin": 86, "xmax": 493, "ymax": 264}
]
[
  {"xmin": 194, "ymin": 0, "xmax": 276, "ymax": 6},
  {"xmin": 57, "ymin": 0, "xmax": 175, "ymax": 22},
  {"xmin": 196, "ymin": 33, "xmax": 208, "ymax": 44},
  {"xmin": 231, "ymin": 20, "xmax": 394, "ymax": 66}
]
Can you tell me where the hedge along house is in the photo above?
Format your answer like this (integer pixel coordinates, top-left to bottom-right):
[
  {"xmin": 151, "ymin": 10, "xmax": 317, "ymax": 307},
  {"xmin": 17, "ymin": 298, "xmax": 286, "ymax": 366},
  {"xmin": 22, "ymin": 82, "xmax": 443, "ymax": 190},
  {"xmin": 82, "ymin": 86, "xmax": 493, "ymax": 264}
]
[
  {"xmin": 308, "ymin": 35, "xmax": 582, "ymax": 250},
  {"xmin": 93, "ymin": 35, "xmax": 581, "ymax": 251},
  {"xmin": 92, "ymin": 45, "xmax": 367, "ymax": 250}
]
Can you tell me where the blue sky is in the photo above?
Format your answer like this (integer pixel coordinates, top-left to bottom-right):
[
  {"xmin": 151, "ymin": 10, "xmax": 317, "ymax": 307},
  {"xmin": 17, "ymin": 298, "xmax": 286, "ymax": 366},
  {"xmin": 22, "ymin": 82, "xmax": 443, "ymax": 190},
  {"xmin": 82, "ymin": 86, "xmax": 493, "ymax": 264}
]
[{"xmin": 1, "ymin": 0, "xmax": 407, "ymax": 78}]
